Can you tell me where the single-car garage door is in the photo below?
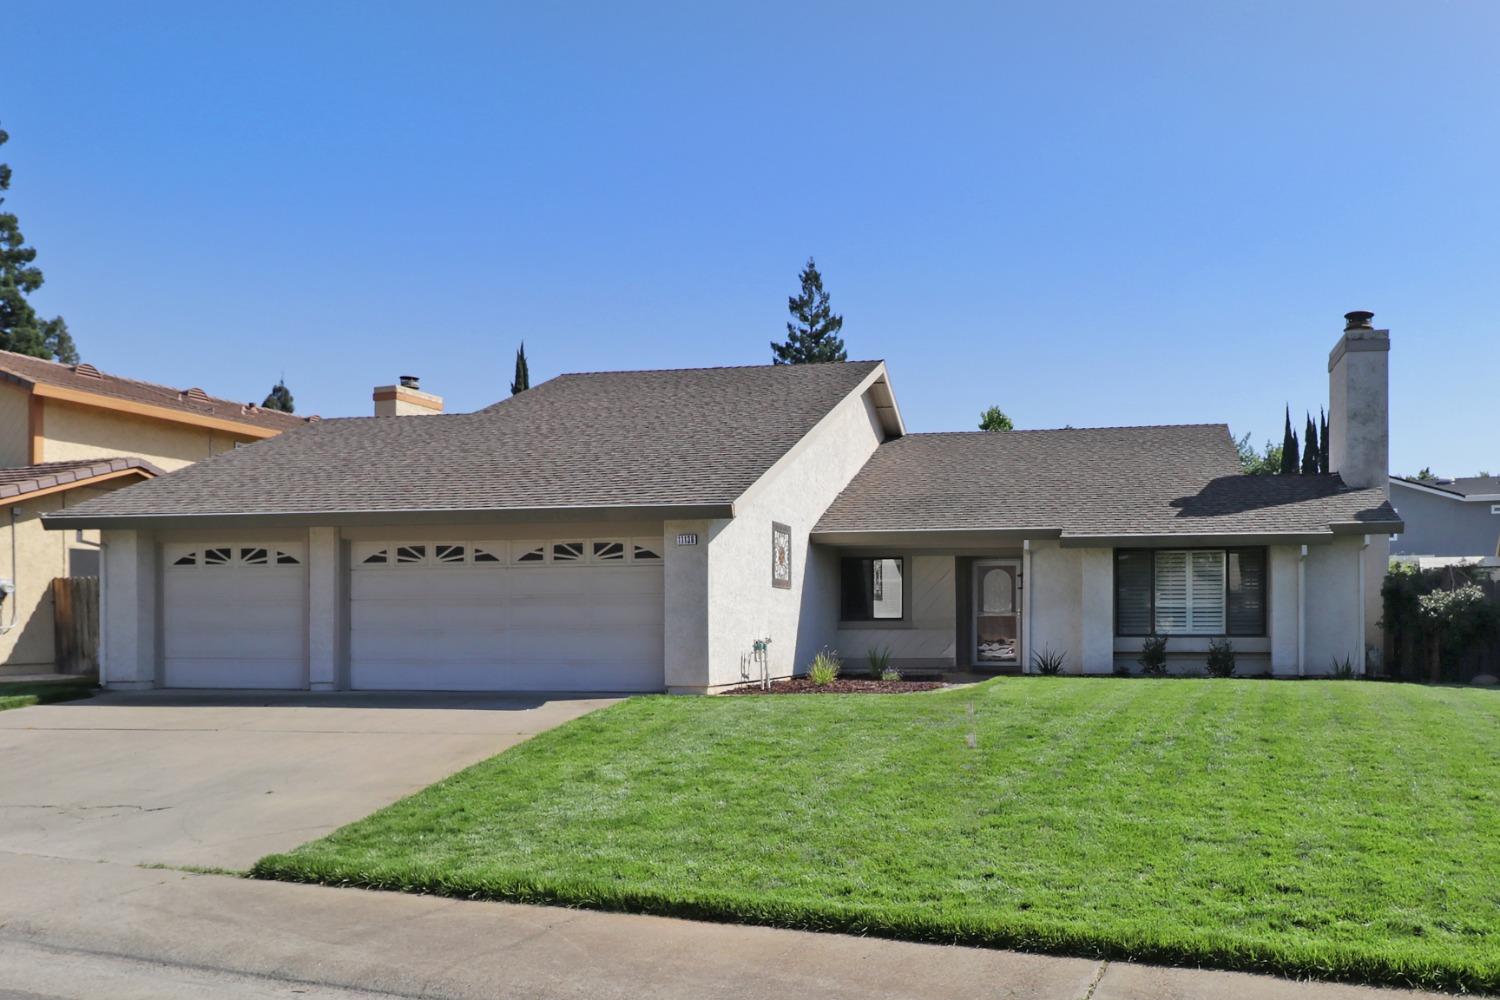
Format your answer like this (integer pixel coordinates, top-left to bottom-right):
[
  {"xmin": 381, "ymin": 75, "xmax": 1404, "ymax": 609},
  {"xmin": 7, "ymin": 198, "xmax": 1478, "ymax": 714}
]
[
  {"xmin": 349, "ymin": 537, "xmax": 665, "ymax": 692},
  {"xmin": 161, "ymin": 543, "xmax": 308, "ymax": 688}
]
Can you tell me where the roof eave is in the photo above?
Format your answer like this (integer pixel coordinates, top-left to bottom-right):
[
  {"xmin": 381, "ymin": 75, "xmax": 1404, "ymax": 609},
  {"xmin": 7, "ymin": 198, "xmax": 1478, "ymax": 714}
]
[
  {"xmin": 41, "ymin": 501, "xmax": 736, "ymax": 532},
  {"xmin": 0, "ymin": 467, "xmax": 159, "ymax": 509}
]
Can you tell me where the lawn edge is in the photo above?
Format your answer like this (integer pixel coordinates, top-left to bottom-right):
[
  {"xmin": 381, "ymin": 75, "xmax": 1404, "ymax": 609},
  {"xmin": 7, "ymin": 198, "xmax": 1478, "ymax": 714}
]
[{"xmin": 247, "ymin": 857, "xmax": 1495, "ymax": 995}]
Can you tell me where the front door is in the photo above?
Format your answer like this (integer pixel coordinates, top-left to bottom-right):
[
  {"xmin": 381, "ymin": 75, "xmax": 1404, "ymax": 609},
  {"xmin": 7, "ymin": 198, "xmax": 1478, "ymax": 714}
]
[{"xmin": 973, "ymin": 559, "xmax": 1021, "ymax": 668}]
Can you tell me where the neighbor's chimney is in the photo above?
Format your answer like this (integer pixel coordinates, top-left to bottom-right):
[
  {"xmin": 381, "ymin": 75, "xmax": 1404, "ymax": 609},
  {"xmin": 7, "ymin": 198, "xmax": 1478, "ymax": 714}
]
[
  {"xmin": 1327, "ymin": 310, "xmax": 1389, "ymax": 493},
  {"xmin": 373, "ymin": 374, "xmax": 444, "ymax": 417}
]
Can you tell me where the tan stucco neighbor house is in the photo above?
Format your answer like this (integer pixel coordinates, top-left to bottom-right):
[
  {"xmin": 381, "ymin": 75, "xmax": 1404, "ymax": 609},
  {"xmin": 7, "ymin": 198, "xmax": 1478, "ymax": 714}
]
[
  {"xmin": 47, "ymin": 313, "xmax": 1401, "ymax": 693},
  {"xmin": 0, "ymin": 349, "xmax": 308, "ymax": 673}
]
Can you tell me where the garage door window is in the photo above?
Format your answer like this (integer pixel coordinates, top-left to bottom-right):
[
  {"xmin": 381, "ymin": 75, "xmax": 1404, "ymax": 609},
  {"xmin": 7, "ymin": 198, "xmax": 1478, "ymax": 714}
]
[
  {"xmin": 171, "ymin": 546, "xmax": 301, "ymax": 568},
  {"xmin": 355, "ymin": 539, "xmax": 666, "ymax": 568}
]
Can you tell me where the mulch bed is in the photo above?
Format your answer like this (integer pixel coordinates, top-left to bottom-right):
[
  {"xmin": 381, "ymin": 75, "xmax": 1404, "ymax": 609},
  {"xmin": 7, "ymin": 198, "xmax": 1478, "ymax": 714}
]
[{"xmin": 723, "ymin": 677, "xmax": 945, "ymax": 695}]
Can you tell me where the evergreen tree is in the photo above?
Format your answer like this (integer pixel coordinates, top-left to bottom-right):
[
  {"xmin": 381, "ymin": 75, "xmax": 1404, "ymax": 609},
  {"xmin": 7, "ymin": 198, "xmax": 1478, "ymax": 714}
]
[
  {"xmin": 1302, "ymin": 413, "xmax": 1319, "ymax": 475},
  {"xmin": 978, "ymin": 405, "xmax": 1013, "ymax": 431},
  {"xmin": 1279, "ymin": 406, "xmax": 1299, "ymax": 475},
  {"xmin": 770, "ymin": 257, "xmax": 846, "ymax": 364},
  {"xmin": 510, "ymin": 341, "xmax": 529, "ymax": 395},
  {"xmin": 1234, "ymin": 432, "xmax": 1282, "ymax": 476},
  {"xmin": 1318, "ymin": 407, "xmax": 1330, "ymax": 474},
  {"xmin": 0, "ymin": 124, "xmax": 78, "ymax": 363},
  {"xmin": 261, "ymin": 379, "xmax": 294, "ymax": 413}
]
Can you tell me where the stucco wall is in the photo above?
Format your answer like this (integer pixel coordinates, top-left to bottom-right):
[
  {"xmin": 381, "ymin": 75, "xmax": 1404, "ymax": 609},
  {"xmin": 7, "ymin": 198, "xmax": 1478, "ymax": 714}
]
[
  {"xmin": 834, "ymin": 554, "xmax": 958, "ymax": 671},
  {"xmin": 1027, "ymin": 540, "xmax": 1083, "ymax": 673},
  {"xmin": 1304, "ymin": 536, "xmax": 1367, "ymax": 672},
  {"xmin": 41, "ymin": 399, "xmax": 247, "ymax": 471},
  {"xmin": 1390, "ymin": 483, "xmax": 1500, "ymax": 558},
  {"xmin": 693, "ymin": 385, "xmax": 887, "ymax": 690},
  {"xmin": 0, "ymin": 488, "xmax": 107, "ymax": 670},
  {"xmin": 0, "ymin": 384, "xmax": 29, "ymax": 467}
]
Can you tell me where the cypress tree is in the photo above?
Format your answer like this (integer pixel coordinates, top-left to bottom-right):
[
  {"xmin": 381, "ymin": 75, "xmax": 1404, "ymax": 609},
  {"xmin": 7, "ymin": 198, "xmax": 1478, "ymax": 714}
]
[
  {"xmin": 1279, "ymin": 406, "xmax": 1299, "ymax": 475},
  {"xmin": 510, "ymin": 342, "xmax": 530, "ymax": 395},
  {"xmin": 1302, "ymin": 412, "xmax": 1319, "ymax": 475},
  {"xmin": 1318, "ymin": 407, "xmax": 1330, "ymax": 474},
  {"xmin": 261, "ymin": 378, "xmax": 294, "ymax": 413}
]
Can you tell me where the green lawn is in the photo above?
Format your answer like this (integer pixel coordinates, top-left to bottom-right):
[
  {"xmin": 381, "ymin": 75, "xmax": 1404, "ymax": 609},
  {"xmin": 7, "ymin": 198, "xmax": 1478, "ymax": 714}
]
[
  {"xmin": 254, "ymin": 679, "xmax": 1500, "ymax": 992},
  {"xmin": 0, "ymin": 678, "xmax": 96, "ymax": 711}
]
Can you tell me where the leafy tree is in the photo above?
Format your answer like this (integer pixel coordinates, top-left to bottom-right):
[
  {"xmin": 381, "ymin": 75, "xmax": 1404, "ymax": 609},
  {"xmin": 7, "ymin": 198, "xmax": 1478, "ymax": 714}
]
[
  {"xmin": 1279, "ymin": 406, "xmax": 1299, "ymax": 475},
  {"xmin": 0, "ymin": 123, "xmax": 78, "ymax": 363},
  {"xmin": 261, "ymin": 379, "xmax": 294, "ymax": 413},
  {"xmin": 1413, "ymin": 467, "xmax": 1437, "ymax": 482},
  {"xmin": 1234, "ymin": 432, "xmax": 1282, "ymax": 476},
  {"xmin": 1301, "ymin": 412, "xmax": 1320, "ymax": 475},
  {"xmin": 1318, "ymin": 407, "xmax": 1330, "ymax": 474},
  {"xmin": 771, "ymin": 257, "xmax": 846, "ymax": 365},
  {"xmin": 510, "ymin": 341, "xmax": 529, "ymax": 395},
  {"xmin": 978, "ymin": 405, "xmax": 1013, "ymax": 431}
]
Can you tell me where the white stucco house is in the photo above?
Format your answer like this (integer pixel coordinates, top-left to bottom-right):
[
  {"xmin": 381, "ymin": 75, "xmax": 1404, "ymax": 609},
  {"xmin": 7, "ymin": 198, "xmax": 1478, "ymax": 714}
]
[{"xmin": 46, "ymin": 313, "xmax": 1401, "ymax": 692}]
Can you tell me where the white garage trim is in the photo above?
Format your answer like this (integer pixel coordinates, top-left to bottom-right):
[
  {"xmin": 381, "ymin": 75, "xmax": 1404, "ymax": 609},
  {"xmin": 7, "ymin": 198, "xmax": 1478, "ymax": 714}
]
[
  {"xmin": 161, "ymin": 543, "xmax": 309, "ymax": 689},
  {"xmin": 348, "ymin": 537, "xmax": 665, "ymax": 693}
]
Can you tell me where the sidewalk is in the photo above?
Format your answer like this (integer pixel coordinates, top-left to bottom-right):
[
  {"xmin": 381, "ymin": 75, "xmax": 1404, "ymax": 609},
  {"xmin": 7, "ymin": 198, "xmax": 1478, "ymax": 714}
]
[{"xmin": 0, "ymin": 851, "xmax": 1446, "ymax": 1000}]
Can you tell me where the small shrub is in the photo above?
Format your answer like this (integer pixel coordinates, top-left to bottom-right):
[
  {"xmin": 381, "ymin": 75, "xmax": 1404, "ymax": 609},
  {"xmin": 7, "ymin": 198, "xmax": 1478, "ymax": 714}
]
[
  {"xmin": 1112, "ymin": 659, "xmax": 1132, "ymax": 677},
  {"xmin": 1331, "ymin": 655, "xmax": 1356, "ymax": 680},
  {"xmin": 807, "ymin": 649, "xmax": 841, "ymax": 686},
  {"xmin": 1138, "ymin": 633, "xmax": 1169, "ymax": 677},
  {"xmin": 880, "ymin": 666, "xmax": 903, "ymax": 682},
  {"xmin": 867, "ymin": 645, "xmax": 892, "ymax": 678},
  {"xmin": 1031, "ymin": 646, "xmax": 1066, "ymax": 675},
  {"xmin": 1206, "ymin": 637, "xmax": 1236, "ymax": 677}
]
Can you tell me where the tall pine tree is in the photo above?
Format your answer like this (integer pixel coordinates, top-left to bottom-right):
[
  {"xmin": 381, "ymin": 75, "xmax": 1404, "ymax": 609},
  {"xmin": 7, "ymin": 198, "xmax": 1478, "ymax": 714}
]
[
  {"xmin": 261, "ymin": 379, "xmax": 294, "ymax": 413},
  {"xmin": 0, "ymin": 123, "xmax": 78, "ymax": 363},
  {"xmin": 1318, "ymin": 407, "xmax": 1330, "ymax": 473},
  {"xmin": 1279, "ymin": 405, "xmax": 1299, "ymax": 475},
  {"xmin": 1301, "ymin": 413, "xmax": 1320, "ymax": 474},
  {"xmin": 510, "ymin": 342, "xmax": 530, "ymax": 395},
  {"xmin": 771, "ymin": 257, "xmax": 846, "ymax": 364}
]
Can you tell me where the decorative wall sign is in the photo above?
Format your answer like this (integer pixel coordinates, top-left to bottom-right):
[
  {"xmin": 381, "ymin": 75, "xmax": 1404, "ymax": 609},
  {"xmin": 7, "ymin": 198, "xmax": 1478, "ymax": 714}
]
[{"xmin": 771, "ymin": 522, "xmax": 792, "ymax": 589}]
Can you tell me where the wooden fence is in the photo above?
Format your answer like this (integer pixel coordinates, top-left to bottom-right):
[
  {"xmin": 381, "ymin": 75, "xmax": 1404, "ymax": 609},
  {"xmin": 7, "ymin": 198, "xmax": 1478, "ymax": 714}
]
[{"xmin": 51, "ymin": 576, "xmax": 99, "ymax": 676}]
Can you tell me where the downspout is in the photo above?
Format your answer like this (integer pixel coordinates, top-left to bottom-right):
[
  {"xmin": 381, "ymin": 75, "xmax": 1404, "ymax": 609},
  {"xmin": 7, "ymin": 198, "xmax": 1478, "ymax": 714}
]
[
  {"xmin": 1356, "ymin": 534, "xmax": 1369, "ymax": 676},
  {"xmin": 97, "ymin": 537, "xmax": 109, "ymax": 686},
  {"xmin": 1297, "ymin": 544, "xmax": 1308, "ymax": 677},
  {"xmin": 0, "ymin": 508, "xmax": 18, "ymax": 635},
  {"xmin": 1022, "ymin": 539, "xmax": 1033, "ymax": 675}
]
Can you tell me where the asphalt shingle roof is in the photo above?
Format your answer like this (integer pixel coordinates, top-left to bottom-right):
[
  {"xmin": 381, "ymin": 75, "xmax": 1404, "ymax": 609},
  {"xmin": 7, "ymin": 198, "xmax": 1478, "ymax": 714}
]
[
  {"xmin": 813, "ymin": 426, "xmax": 1402, "ymax": 537},
  {"xmin": 47, "ymin": 361, "xmax": 883, "ymax": 522},
  {"xmin": 0, "ymin": 458, "xmax": 163, "ymax": 501},
  {"xmin": 1392, "ymin": 475, "xmax": 1500, "ymax": 499},
  {"xmin": 0, "ymin": 349, "xmax": 310, "ymax": 432}
]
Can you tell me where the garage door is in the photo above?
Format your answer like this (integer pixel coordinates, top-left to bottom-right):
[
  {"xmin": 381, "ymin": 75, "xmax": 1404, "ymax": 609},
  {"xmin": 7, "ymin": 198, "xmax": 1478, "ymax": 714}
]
[
  {"xmin": 161, "ymin": 544, "xmax": 308, "ymax": 688},
  {"xmin": 349, "ymin": 537, "xmax": 664, "ymax": 692}
]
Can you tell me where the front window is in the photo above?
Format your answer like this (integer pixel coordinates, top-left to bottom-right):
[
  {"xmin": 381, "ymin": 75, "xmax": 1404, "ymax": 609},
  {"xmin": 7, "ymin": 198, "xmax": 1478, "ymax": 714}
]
[
  {"xmin": 840, "ymin": 557, "xmax": 904, "ymax": 621},
  {"xmin": 1115, "ymin": 548, "xmax": 1266, "ymax": 636}
]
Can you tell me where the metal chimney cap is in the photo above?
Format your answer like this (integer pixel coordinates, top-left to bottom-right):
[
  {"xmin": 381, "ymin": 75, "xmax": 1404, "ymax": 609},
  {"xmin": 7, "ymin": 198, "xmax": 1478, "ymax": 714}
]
[
  {"xmin": 398, "ymin": 375, "xmax": 421, "ymax": 389},
  {"xmin": 1344, "ymin": 310, "xmax": 1375, "ymax": 331}
]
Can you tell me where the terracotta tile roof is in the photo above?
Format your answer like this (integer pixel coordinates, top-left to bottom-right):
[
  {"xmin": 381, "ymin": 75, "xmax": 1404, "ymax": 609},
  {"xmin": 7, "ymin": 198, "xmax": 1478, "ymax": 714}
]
[
  {"xmin": 0, "ymin": 457, "xmax": 163, "ymax": 501},
  {"xmin": 814, "ymin": 426, "xmax": 1402, "ymax": 538},
  {"xmin": 45, "ymin": 361, "xmax": 884, "ymax": 523},
  {"xmin": 0, "ymin": 349, "xmax": 310, "ymax": 432}
]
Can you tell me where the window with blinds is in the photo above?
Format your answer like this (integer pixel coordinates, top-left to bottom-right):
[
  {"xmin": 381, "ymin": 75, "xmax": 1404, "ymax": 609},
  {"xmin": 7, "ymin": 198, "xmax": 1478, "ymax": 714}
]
[{"xmin": 1115, "ymin": 548, "xmax": 1264, "ymax": 637}]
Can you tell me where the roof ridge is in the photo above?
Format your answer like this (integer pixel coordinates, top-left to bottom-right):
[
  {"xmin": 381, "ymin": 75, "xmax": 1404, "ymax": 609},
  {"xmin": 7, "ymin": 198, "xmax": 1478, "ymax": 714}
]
[
  {"xmin": 549, "ymin": 359, "xmax": 883, "ymax": 379},
  {"xmin": 903, "ymin": 423, "xmax": 1231, "ymax": 436}
]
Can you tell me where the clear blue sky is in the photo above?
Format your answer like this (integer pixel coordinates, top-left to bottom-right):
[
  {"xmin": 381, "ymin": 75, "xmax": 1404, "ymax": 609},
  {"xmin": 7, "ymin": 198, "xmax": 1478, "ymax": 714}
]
[{"xmin": 5, "ymin": 2, "xmax": 1496, "ymax": 476}]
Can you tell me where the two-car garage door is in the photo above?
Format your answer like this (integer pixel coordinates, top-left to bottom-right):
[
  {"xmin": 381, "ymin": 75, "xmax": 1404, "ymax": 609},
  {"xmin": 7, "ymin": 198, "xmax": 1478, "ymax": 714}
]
[
  {"xmin": 348, "ymin": 538, "xmax": 665, "ymax": 692},
  {"xmin": 160, "ymin": 537, "xmax": 666, "ymax": 692}
]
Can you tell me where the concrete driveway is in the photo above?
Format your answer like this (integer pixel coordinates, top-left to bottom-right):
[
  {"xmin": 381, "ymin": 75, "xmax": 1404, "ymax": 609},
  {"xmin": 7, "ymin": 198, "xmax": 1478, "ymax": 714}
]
[{"xmin": 0, "ymin": 689, "xmax": 615, "ymax": 869}]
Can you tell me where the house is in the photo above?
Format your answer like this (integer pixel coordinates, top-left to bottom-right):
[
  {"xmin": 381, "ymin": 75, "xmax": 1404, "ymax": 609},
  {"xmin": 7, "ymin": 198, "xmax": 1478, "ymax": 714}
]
[
  {"xmin": 1388, "ymin": 475, "xmax": 1500, "ymax": 565},
  {"xmin": 0, "ymin": 349, "xmax": 309, "ymax": 672},
  {"xmin": 45, "ymin": 312, "xmax": 1401, "ymax": 691}
]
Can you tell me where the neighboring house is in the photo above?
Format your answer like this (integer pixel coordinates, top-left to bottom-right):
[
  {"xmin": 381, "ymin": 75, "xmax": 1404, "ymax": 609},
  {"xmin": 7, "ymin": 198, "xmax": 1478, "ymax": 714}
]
[
  {"xmin": 0, "ymin": 349, "xmax": 309, "ymax": 673},
  {"xmin": 47, "ymin": 313, "xmax": 1401, "ymax": 691},
  {"xmin": 1389, "ymin": 475, "xmax": 1500, "ymax": 561}
]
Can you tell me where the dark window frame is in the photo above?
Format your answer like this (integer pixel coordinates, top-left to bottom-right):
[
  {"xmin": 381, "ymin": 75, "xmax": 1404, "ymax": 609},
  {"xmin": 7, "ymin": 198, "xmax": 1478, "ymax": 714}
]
[
  {"xmin": 839, "ymin": 555, "xmax": 908, "ymax": 623},
  {"xmin": 1114, "ymin": 547, "xmax": 1267, "ymax": 638}
]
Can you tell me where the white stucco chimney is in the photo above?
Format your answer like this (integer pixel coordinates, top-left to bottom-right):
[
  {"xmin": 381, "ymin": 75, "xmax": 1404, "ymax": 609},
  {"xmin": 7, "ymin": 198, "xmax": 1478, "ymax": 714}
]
[
  {"xmin": 373, "ymin": 374, "xmax": 444, "ymax": 417},
  {"xmin": 1327, "ymin": 311, "xmax": 1389, "ymax": 493}
]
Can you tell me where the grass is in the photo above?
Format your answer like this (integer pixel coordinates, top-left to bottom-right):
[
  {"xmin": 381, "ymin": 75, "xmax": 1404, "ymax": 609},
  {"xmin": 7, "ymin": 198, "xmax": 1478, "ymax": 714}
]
[
  {"xmin": 253, "ymin": 679, "xmax": 1500, "ymax": 993},
  {"xmin": 0, "ymin": 678, "xmax": 96, "ymax": 712}
]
